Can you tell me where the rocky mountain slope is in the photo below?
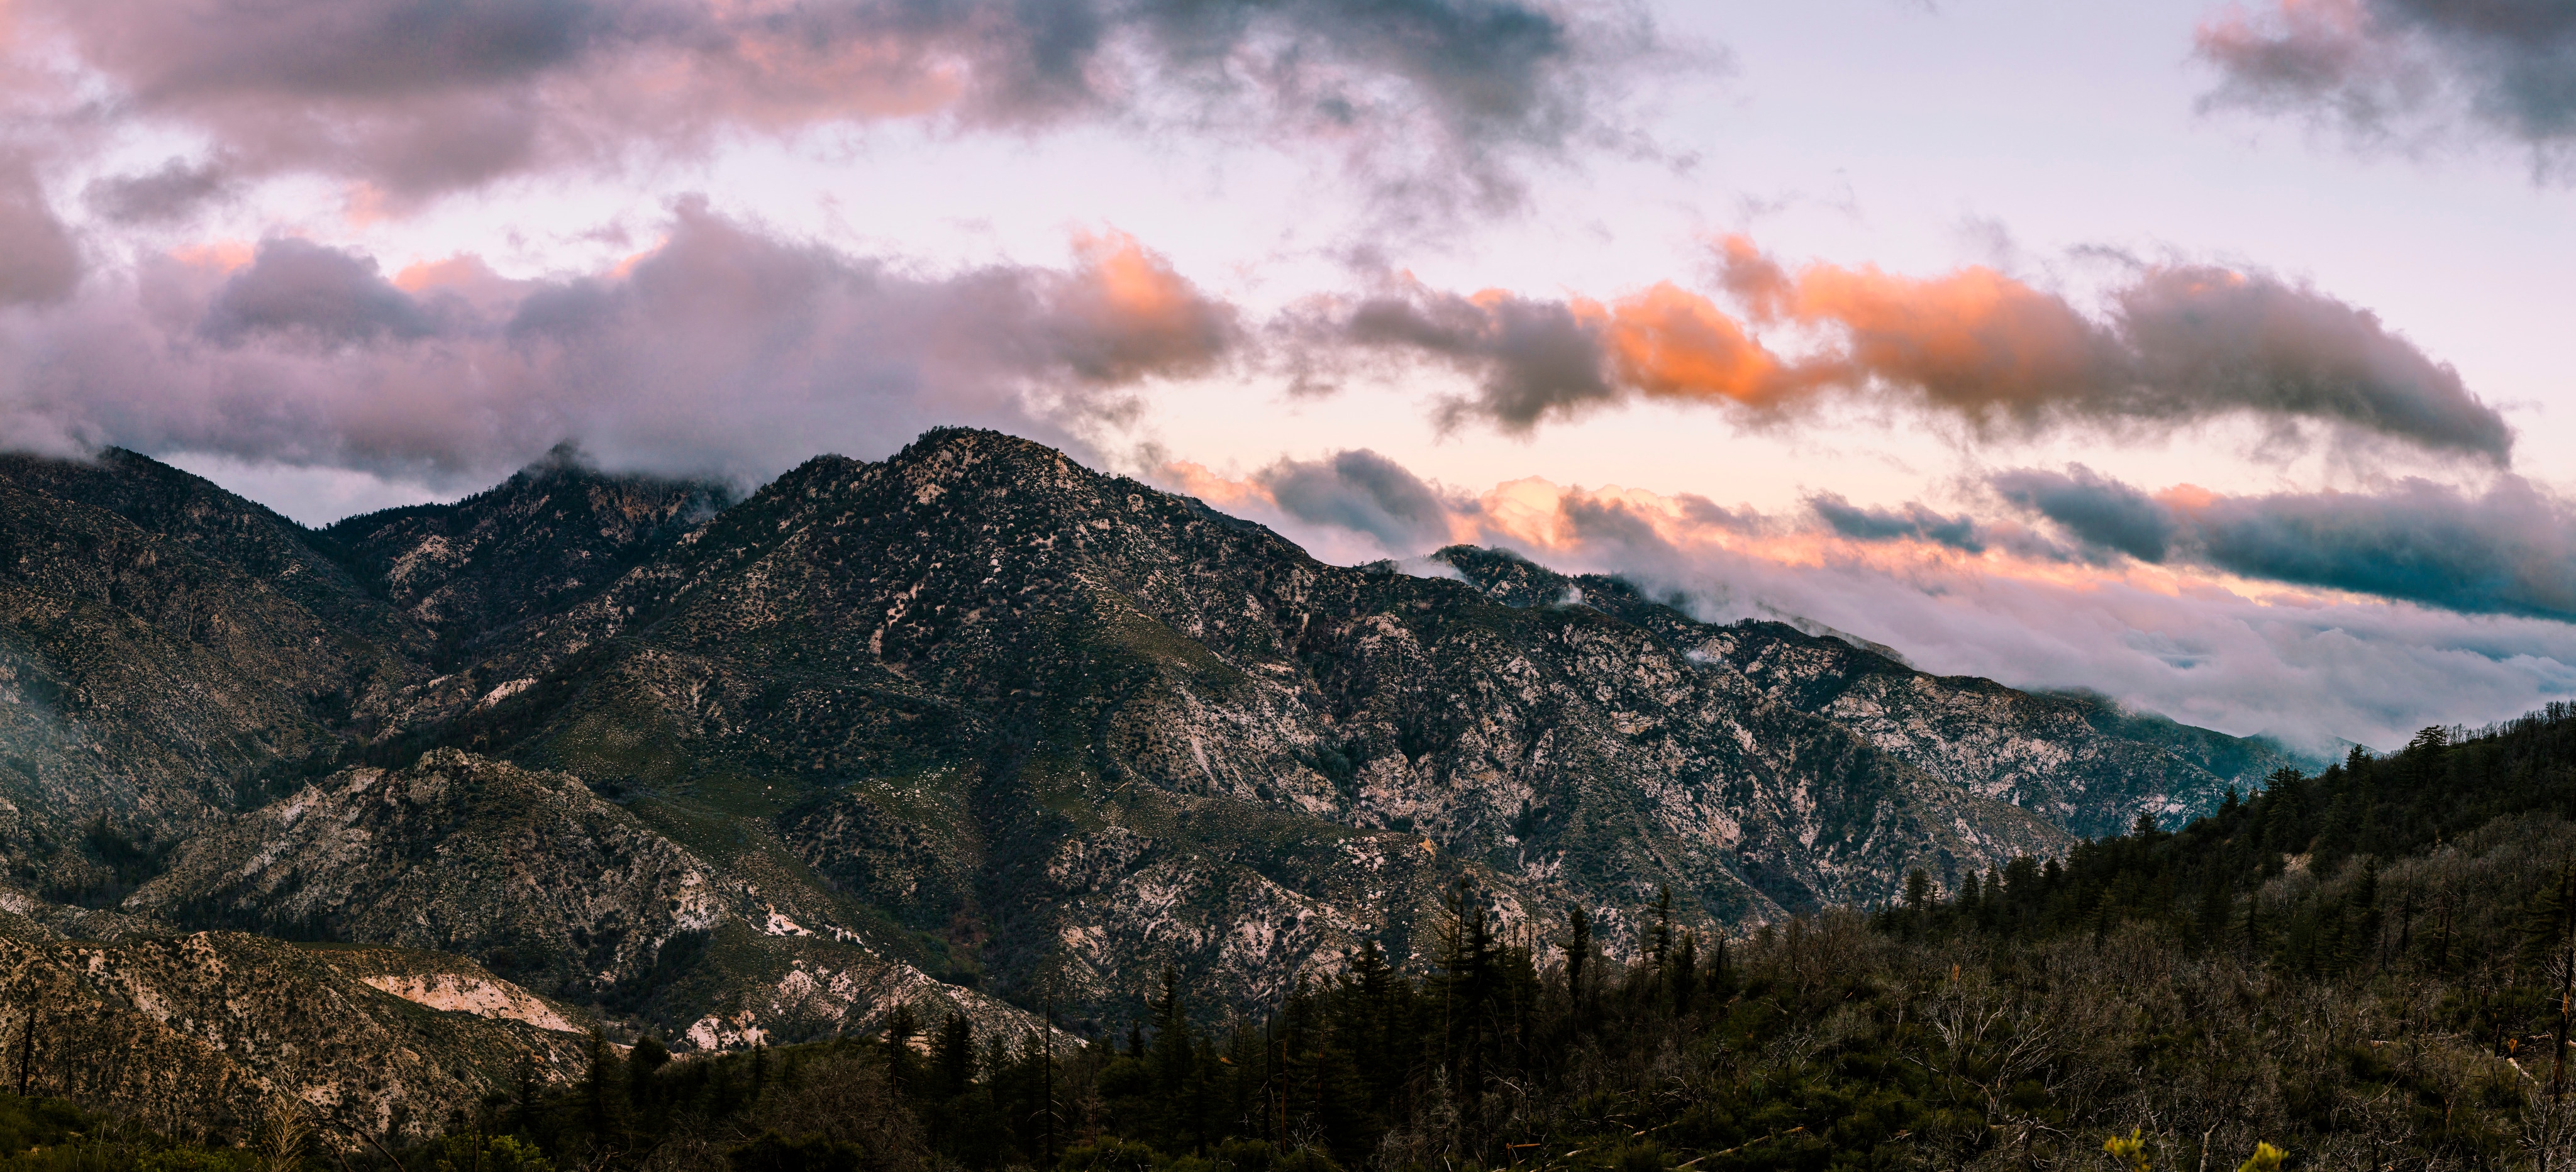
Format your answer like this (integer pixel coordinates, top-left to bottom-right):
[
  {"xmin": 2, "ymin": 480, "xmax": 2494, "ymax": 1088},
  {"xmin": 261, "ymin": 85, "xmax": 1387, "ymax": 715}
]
[
  {"xmin": 126, "ymin": 749, "xmax": 1023, "ymax": 1050},
  {"xmin": 0, "ymin": 904, "xmax": 591, "ymax": 1144},
  {"xmin": 0, "ymin": 460, "xmax": 416, "ymax": 900},
  {"xmin": 0, "ymin": 429, "xmax": 2303, "ymax": 1088},
  {"xmin": 319, "ymin": 445, "xmax": 731, "ymax": 663},
  {"xmin": 1431, "ymin": 548, "xmax": 2309, "ymax": 838},
  {"xmin": 381, "ymin": 432, "xmax": 2082, "ymax": 1009}
]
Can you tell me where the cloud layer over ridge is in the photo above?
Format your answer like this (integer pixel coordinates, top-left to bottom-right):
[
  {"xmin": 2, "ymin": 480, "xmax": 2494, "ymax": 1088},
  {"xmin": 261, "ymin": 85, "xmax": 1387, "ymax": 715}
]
[{"xmin": 0, "ymin": 203, "xmax": 1236, "ymax": 485}]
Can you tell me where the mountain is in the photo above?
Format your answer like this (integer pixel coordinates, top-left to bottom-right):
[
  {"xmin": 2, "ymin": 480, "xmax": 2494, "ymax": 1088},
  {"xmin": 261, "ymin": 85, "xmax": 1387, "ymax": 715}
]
[
  {"xmin": 1430, "ymin": 547, "xmax": 2312, "ymax": 838},
  {"xmin": 0, "ymin": 904, "xmax": 591, "ymax": 1143},
  {"xmin": 319, "ymin": 444, "xmax": 732, "ymax": 663},
  {"xmin": 0, "ymin": 455, "xmax": 423, "ymax": 900},
  {"xmin": 125, "ymin": 749, "xmax": 1026, "ymax": 1049},
  {"xmin": 0, "ymin": 428, "xmax": 2302, "ymax": 1097}
]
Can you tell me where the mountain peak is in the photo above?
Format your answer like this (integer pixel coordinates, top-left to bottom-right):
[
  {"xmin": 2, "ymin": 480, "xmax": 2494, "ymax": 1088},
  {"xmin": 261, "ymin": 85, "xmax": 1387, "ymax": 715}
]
[{"xmin": 321, "ymin": 453, "xmax": 734, "ymax": 652}]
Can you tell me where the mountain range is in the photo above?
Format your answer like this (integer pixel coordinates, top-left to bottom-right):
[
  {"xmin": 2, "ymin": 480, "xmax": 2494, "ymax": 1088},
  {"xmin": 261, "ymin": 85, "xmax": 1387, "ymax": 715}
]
[{"xmin": 0, "ymin": 428, "xmax": 2311, "ymax": 1134}]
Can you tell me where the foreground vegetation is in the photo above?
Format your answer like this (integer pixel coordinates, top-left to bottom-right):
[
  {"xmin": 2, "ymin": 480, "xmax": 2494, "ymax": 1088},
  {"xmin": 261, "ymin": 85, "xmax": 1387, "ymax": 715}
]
[{"xmin": 23, "ymin": 703, "xmax": 2576, "ymax": 1170}]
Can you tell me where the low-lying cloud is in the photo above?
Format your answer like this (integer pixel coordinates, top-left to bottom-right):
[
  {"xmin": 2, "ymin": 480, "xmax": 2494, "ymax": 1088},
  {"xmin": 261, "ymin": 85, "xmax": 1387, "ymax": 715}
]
[
  {"xmin": 1997, "ymin": 465, "xmax": 2576, "ymax": 622},
  {"xmin": 0, "ymin": 201, "xmax": 1237, "ymax": 488},
  {"xmin": 14, "ymin": 0, "xmax": 1668, "ymax": 214},
  {"xmin": 1990, "ymin": 466, "xmax": 2177, "ymax": 563},
  {"xmin": 1807, "ymin": 493, "xmax": 1982, "ymax": 553},
  {"xmin": 1302, "ymin": 236, "xmax": 2509, "ymax": 460},
  {"xmin": 2196, "ymin": 0, "xmax": 2576, "ymax": 163},
  {"xmin": 1163, "ymin": 446, "xmax": 2576, "ymax": 752},
  {"xmin": 1254, "ymin": 448, "xmax": 1466, "ymax": 554}
]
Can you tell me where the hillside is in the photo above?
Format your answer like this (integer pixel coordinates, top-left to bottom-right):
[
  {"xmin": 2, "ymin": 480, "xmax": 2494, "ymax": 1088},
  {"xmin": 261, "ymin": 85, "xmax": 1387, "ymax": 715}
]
[
  {"xmin": 0, "ymin": 428, "xmax": 2329, "ymax": 1136},
  {"xmin": 1432, "ymin": 546, "xmax": 2313, "ymax": 838}
]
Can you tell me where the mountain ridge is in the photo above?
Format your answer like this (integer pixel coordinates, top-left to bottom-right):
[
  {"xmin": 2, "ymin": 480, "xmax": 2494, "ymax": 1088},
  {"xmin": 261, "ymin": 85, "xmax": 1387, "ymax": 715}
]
[{"xmin": 0, "ymin": 428, "xmax": 2304, "ymax": 1097}]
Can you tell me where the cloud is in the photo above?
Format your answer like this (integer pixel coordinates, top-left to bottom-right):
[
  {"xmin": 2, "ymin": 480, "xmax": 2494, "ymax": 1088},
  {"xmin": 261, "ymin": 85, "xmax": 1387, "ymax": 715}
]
[
  {"xmin": 2113, "ymin": 265, "xmax": 2505, "ymax": 457},
  {"xmin": 2196, "ymin": 0, "xmax": 2576, "ymax": 161},
  {"xmin": 14, "ymin": 0, "xmax": 1669, "ymax": 213},
  {"xmin": 1994, "ymin": 465, "xmax": 2576, "ymax": 622},
  {"xmin": 1990, "ymin": 465, "xmax": 2177, "ymax": 562},
  {"xmin": 81, "ymin": 158, "xmax": 238, "ymax": 224},
  {"xmin": 1807, "ymin": 492, "xmax": 1983, "ymax": 553},
  {"xmin": 199, "ymin": 238, "xmax": 445, "ymax": 345},
  {"xmin": 1253, "ymin": 448, "xmax": 1463, "ymax": 554},
  {"xmin": 1172, "ymin": 448, "xmax": 2576, "ymax": 753},
  {"xmin": 2187, "ymin": 477, "xmax": 2576, "ymax": 622},
  {"xmin": 1639, "ymin": 532, "xmax": 2576, "ymax": 756},
  {"xmin": 0, "ymin": 201, "xmax": 1236, "ymax": 489},
  {"xmin": 0, "ymin": 157, "xmax": 80, "ymax": 306},
  {"xmin": 1714, "ymin": 239, "xmax": 2510, "ymax": 460},
  {"xmin": 1332, "ymin": 284, "xmax": 1621, "ymax": 429},
  {"xmin": 1304, "ymin": 236, "xmax": 2510, "ymax": 460}
]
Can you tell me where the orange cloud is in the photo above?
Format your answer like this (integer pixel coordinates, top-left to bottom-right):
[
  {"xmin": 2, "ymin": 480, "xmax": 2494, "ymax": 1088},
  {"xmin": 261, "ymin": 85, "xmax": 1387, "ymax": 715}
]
[
  {"xmin": 1056, "ymin": 228, "xmax": 1236, "ymax": 383},
  {"xmin": 1714, "ymin": 240, "xmax": 2109, "ymax": 416},
  {"xmin": 1577, "ymin": 282, "xmax": 1791, "ymax": 407},
  {"xmin": 1075, "ymin": 230, "xmax": 1199, "ymax": 325},
  {"xmin": 2157, "ymin": 484, "xmax": 2222, "ymax": 512}
]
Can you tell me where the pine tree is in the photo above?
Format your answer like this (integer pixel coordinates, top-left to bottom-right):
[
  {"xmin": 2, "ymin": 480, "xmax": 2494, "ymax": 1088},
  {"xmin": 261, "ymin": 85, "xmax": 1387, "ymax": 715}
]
[
  {"xmin": 935, "ymin": 1012, "xmax": 977, "ymax": 1099},
  {"xmin": 883, "ymin": 1002, "xmax": 921, "ymax": 1093},
  {"xmin": 1436, "ymin": 877, "xmax": 1498, "ymax": 1134},
  {"xmin": 1562, "ymin": 905, "xmax": 1592, "ymax": 1010},
  {"xmin": 582, "ymin": 1031, "xmax": 618, "ymax": 1146},
  {"xmin": 1648, "ymin": 886, "xmax": 1674, "ymax": 969},
  {"xmin": 1670, "ymin": 931, "xmax": 1699, "ymax": 1017}
]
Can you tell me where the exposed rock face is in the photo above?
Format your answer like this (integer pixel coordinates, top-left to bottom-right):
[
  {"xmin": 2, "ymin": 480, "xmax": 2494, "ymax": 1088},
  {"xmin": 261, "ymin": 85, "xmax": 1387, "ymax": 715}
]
[
  {"xmin": 0, "ymin": 427, "xmax": 2297, "ymax": 1088},
  {"xmin": 130, "ymin": 749, "xmax": 732, "ymax": 999},
  {"xmin": 330, "ymin": 947, "xmax": 589, "ymax": 1034},
  {"xmin": 1431, "ymin": 546, "xmax": 2309, "ymax": 839}
]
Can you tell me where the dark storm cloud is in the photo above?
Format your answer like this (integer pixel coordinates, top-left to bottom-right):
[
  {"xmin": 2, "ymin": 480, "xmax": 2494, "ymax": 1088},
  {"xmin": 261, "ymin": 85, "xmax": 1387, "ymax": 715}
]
[
  {"xmin": 1989, "ymin": 465, "xmax": 2177, "ymax": 563},
  {"xmin": 0, "ymin": 157, "xmax": 80, "ymax": 306},
  {"xmin": 1307, "ymin": 240, "xmax": 2511, "ymax": 461},
  {"xmin": 1807, "ymin": 493, "xmax": 1983, "ymax": 553},
  {"xmin": 0, "ymin": 201, "xmax": 1237, "ymax": 485},
  {"xmin": 2197, "ymin": 0, "xmax": 2576, "ymax": 155},
  {"xmin": 25, "ymin": 0, "xmax": 1665, "ymax": 209},
  {"xmin": 1254, "ymin": 448, "xmax": 1460, "ymax": 553}
]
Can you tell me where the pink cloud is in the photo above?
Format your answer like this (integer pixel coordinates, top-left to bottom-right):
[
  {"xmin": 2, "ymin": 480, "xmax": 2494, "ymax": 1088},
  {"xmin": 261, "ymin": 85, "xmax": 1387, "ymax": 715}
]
[{"xmin": 0, "ymin": 201, "xmax": 1236, "ymax": 485}]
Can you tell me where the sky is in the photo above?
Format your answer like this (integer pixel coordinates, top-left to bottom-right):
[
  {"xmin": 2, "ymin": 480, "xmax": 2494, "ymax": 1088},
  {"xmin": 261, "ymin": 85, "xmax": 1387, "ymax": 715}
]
[{"xmin": 1, "ymin": 0, "xmax": 2571, "ymax": 753}]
